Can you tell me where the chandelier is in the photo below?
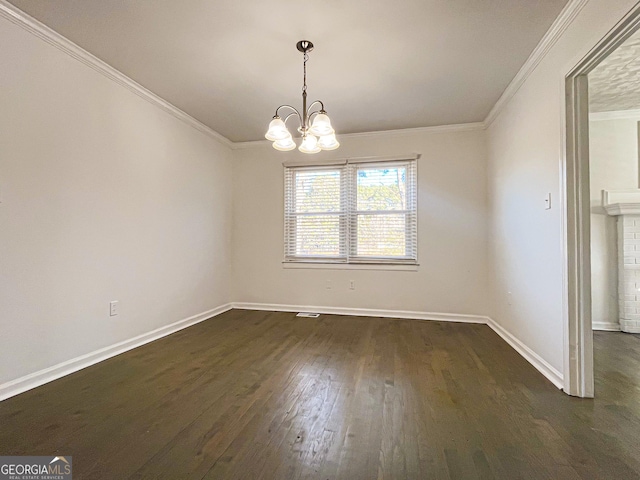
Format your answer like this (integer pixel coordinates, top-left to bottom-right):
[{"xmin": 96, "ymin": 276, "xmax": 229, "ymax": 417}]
[{"xmin": 265, "ymin": 40, "xmax": 339, "ymax": 153}]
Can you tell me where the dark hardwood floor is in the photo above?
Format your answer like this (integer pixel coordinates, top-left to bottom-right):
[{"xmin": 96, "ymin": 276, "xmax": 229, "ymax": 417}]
[{"xmin": 1, "ymin": 310, "xmax": 640, "ymax": 479}]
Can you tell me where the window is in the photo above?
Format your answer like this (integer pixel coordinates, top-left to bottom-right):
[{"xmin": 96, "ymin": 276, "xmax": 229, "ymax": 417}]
[{"xmin": 284, "ymin": 157, "xmax": 417, "ymax": 264}]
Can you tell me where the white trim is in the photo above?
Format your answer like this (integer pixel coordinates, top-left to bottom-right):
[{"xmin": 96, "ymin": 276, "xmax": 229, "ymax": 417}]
[
  {"xmin": 335, "ymin": 123, "xmax": 486, "ymax": 139},
  {"xmin": 0, "ymin": 0, "xmax": 234, "ymax": 150},
  {"xmin": 484, "ymin": 0, "xmax": 589, "ymax": 127},
  {"xmin": 343, "ymin": 153, "xmax": 422, "ymax": 163},
  {"xmin": 233, "ymin": 123, "xmax": 486, "ymax": 150},
  {"xmin": 592, "ymin": 321, "xmax": 621, "ymax": 331},
  {"xmin": 232, "ymin": 302, "xmax": 488, "ymax": 324},
  {"xmin": 485, "ymin": 318, "xmax": 564, "ymax": 389},
  {"xmin": 282, "ymin": 153, "xmax": 420, "ymax": 168},
  {"xmin": 233, "ymin": 302, "xmax": 564, "ymax": 389},
  {"xmin": 282, "ymin": 158, "xmax": 348, "ymax": 168},
  {"xmin": 282, "ymin": 262, "xmax": 419, "ymax": 271},
  {"xmin": 0, "ymin": 303, "xmax": 233, "ymax": 402},
  {"xmin": 562, "ymin": 3, "xmax": 640, "ymax": 398},
  {"xmin": 563, "ymin": 73, "xmax": 595, "ymax": 398},
  {"xmin": 590, "ymin": 109, "xmax": 640, "ymax": 121}
]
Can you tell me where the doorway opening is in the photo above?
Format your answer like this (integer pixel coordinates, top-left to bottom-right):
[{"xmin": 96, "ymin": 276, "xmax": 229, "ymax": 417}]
[{"xmin": 565, "ymin": 4, "xmax": 640, "ymax": 398}]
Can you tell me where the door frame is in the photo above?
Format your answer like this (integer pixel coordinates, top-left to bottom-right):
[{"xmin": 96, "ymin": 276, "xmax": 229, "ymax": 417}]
[{"xmin": 563, "ymin": 3, "xmax": 640, "ymax": 397}]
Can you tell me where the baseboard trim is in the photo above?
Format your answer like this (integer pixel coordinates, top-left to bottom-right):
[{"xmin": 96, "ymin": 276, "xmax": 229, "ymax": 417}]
[
  {"xmin": 1, "ymin": 302, "xmax": 565, "ymax": 401},
  {"xmin": 592, "ymin": 321, "xmax": 621, "ymax": 331},
  {"xmin": 234, "ymin": 302, "xmax": 564, "ymax": 390},
  {"xmin": 0, "ymin": 303, "xmax": 233, "ymax": 402},
  {"xmin": 231, "ymin": 302, "xmax": 489, "ymax": 324},
  {"xmin": 485, "ymin": 318, "xmax": 564, "ymax": 390}
]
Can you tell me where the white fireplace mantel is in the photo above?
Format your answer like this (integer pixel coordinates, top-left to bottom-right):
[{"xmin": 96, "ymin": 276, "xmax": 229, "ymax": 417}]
[{"xmin": 603, "ymin": 189, "xmax": 640, "ymax": 215}]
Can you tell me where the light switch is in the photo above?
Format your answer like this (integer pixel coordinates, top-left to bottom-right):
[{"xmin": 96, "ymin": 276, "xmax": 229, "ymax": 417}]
[{"xmin": 544, "ymin": 193, "xmax": 551, "ymax": 210}]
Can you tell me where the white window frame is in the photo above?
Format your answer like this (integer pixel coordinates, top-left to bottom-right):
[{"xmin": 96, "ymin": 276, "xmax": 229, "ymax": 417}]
[
  {"xmin": 283, "ymin": 155, "xmax": 419, "ymax": 266},
  {"xmin": 284, "ymin": 164, "xmax": 348, "ymax": 263}
]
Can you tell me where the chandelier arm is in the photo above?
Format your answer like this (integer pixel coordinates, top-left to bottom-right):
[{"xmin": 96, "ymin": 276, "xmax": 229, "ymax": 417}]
[
  {"xmin": 306, "ymin": 100, "xmax": 325, "ymax": 115},
  {"xmin": 283, "ymin": 112, "xmax": 301, "ymax": 126},
  {"xmin": 275, "ymin": 105, "xmax": 303, "ymax": 125},
  {"xmin": 307, "ymin": 110, "xmax": 322, "ymax": 123}
]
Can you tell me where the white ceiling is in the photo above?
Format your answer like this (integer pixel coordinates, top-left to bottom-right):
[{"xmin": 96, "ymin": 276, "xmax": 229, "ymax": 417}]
[
  {"xmin": 8, "ymin": 0, "xmax": 570, "ymax": 142},
  {"xmin": 589, "ymin": 29, "xmax": 640, "ymax": 112}
]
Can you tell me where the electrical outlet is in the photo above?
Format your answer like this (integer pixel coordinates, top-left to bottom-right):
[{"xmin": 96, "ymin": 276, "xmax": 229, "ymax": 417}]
[
  {"xmin": 325, "ymin": 280, "xmax": 332, "ymax": 290},
  {"xmin": 349, "ymin": 280, "xmax": 355, "ymax": 290},
  {"xmin": 109, "ymin": 300, "xmax": 119, "ymax": 316}
]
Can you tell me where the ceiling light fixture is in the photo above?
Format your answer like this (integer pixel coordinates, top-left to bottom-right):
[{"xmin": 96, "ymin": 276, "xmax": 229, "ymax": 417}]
[{"xmin": 265, "ymin": 40, "xmax": 339, "ymax": 154}]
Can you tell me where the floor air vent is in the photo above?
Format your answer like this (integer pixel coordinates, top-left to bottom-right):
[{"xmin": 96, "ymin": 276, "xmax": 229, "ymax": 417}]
[{"xmin": 296, "ymin": 312, "xmax": 320, "ymax": 318}]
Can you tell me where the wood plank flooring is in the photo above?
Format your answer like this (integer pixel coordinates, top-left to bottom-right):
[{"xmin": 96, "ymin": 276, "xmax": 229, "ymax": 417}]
[{"xmin": 1, "ymin": 310, "xmax": 639, "ymax": 479}]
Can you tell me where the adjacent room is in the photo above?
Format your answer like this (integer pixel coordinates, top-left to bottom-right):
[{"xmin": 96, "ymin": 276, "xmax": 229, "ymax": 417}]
[
  {"xmin": 1, "ymin": 0, "xmax": 640, "ymax": 478},
  {"xmin": 587, "ymin": 24, "xmax": 640, "ymax": 442}
]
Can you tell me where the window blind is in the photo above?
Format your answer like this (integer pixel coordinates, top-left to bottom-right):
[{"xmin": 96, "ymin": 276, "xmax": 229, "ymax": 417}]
[
  {"xmin": 284, "ymin": 158, "xmax": 417, "ymax": 264},
  {"xmin": 284, "ymin": 166, "xmax": 348, "ymax": 262}
]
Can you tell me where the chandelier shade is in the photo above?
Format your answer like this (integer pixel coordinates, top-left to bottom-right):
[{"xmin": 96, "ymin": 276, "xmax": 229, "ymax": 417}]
[
  {"xmin": 265, "ymin": 117, "xmax": 290, "ymax": 141},
  {"xmin": 309, "ymin": 113, "xmax": 334, "ymax": 137},
  {"xmin": 273, "ymin": 134, "xmax": 296, "ymax": 151},
  {"xmin": 266, "ymin": 40, "xmax": 339, "ymax": 154},
  {"xmin": 317, "ymin": 133, "xmax": 340, "ymax": 151},
  {"xmin": 298, "ymin": 134, "xmax": 321, "ymax": 154}
]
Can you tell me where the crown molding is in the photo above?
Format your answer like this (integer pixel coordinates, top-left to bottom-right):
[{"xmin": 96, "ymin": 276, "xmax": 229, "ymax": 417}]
[
  {"xmin": 9, "ymin": 0, "xmax": 581, "ymax": 149},
  {"xmin": 483, "ymin": 0, "xmax": 589, "ymax": 127},
  {"xmin": 338, "ymin": 122, "xmax": 486, "ymax": 138},
  {"xmin": 231, "ymin": 122, "xmax": 486, "ymax": 150},
  {"xmin": 0, "ymin": 1, "xmax": 488, "ymax": 151},
  {"xmin": 590, "ymin": 109, "xmax": 640, "ymax": 121},
  {"xmin": 0, "ymin": 0, "xmax": 234, "ymax": 150}
]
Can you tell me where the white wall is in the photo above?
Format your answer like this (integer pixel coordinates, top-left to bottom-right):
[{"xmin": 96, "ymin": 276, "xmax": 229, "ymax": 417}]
[
  {"xmin": 589, "ymin": 118, "xmax": 639, "ymax": 329},
  {"xmin": 232, "ymin": 128, "xmax": 489, "ymax": 317},
  {"xmin": 0, "ymin": 17, "xmax": 233, "ymax": 385},
  {"xmin": 5, "ymin": 0, "xmax": 638, "ymax": 398},
  {"xmin": 486, "ymin": 0, "xmax": 640, "ymax": 375}
]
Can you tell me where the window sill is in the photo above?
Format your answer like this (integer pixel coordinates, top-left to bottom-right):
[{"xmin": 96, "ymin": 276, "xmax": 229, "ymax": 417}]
[{"xmin": 282, "ymin": 262, "xmax": 419, "ymax": 271}]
